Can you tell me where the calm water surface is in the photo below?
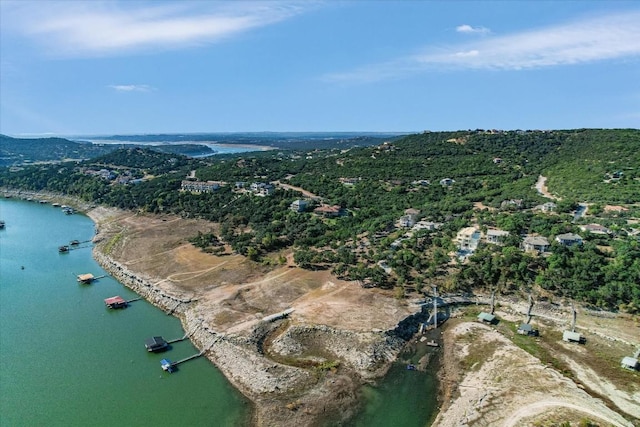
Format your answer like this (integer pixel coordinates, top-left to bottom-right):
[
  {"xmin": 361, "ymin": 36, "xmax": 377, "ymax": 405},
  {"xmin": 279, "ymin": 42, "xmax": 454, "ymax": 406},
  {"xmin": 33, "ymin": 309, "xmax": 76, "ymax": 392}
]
[{"xmin": 0, "ymin": 199, "xmax": 250, "ymax": 426}]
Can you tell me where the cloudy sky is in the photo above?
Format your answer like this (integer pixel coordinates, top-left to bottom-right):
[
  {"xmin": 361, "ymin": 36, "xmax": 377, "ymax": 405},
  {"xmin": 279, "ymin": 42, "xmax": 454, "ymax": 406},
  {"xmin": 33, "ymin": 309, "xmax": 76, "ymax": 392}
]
[{"xmin": 1, "ymin": 0, "xmax": 639, "ymax": 135}]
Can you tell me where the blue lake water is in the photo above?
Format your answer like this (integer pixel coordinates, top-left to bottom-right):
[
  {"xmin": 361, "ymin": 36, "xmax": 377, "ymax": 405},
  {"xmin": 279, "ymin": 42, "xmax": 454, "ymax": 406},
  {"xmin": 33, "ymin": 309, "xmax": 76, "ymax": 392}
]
[{"xmin": 0, "ymin": 199, "xmax": 250, "ymax": 426}]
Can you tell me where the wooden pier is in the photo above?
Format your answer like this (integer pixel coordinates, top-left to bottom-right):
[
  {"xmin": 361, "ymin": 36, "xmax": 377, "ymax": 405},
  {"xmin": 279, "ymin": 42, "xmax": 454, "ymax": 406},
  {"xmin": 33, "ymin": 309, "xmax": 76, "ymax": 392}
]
[{"xmin": 167, "ymin": 332, "xmax": 189, "ymax": 344}]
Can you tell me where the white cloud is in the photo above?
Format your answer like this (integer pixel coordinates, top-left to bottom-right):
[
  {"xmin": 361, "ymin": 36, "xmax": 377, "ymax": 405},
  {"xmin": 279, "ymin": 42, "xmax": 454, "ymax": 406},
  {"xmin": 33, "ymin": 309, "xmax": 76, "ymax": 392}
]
[
  {"xmin": 109, "ymin": 84, "xmax": 154, "ymax": 92},
  {"xmin": 456, "ymin": 24, "xmax": 490, "ymax": 35},
  {"xmin": 325, "ymin": 10, "xmax": 640, "ymax": 82},
  {"xmin": 2, "ymin": 1, "xmax": 310, "ymax": 57}
]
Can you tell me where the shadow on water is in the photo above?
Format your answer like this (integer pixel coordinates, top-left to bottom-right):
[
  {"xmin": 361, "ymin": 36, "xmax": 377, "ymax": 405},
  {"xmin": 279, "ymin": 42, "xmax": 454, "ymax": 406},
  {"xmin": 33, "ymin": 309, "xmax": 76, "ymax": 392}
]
[{"xmin": 345, "ymin": 333, "xmax": 441, "ymax": 427}]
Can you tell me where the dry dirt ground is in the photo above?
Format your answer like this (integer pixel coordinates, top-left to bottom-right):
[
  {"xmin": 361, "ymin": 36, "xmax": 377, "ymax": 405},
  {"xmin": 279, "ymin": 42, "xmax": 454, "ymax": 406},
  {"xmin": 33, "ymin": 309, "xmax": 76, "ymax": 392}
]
[
  {"xmin": 90, "ymin": 207, "xmax": 414, "ymax": 335},
  {"xmin": 433, "ymin": 309, "xmax": 639, "ymax": 427}
]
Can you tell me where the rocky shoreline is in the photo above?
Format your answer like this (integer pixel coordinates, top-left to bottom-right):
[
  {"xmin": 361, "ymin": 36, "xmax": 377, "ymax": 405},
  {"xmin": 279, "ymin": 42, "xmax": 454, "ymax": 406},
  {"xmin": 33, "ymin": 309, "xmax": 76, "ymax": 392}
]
[{"xmin": 90, "ymin": 220, "xmax": 426, "ymax": 426}]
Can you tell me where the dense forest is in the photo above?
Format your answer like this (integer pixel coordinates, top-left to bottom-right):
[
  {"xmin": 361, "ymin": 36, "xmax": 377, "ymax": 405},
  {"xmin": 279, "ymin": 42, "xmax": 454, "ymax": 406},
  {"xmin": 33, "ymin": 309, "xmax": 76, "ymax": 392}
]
[{"xmin": 1, "ymin": 129, "xmax": 639, "ymax": 312}]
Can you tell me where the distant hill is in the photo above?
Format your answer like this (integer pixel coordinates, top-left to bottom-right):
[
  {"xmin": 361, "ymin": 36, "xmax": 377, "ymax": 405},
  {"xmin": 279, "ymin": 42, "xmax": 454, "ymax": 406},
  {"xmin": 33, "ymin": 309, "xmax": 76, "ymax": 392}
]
[
  {"xmin": 0, "ymin": 134, "xmax": 116, "ymax": 167},
  {"xmin": 0, "ymin": 132, "xmax": 405, "ymax": 166}
]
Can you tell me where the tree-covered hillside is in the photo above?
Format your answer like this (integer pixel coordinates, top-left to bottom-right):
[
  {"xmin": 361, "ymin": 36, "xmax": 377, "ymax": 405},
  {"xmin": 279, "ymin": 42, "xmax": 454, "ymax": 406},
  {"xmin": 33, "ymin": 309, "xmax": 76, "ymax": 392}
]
[
  {"xmin": 0, "ymin": 134, "xmax": 115, "ymax": 166},
  {"xmin": 2, "ymin": 129, "xmax": 638, "ymax": 312},
  {"xmin": 0, "ymin": 134, "xmax": 214, "ymax": 166}
]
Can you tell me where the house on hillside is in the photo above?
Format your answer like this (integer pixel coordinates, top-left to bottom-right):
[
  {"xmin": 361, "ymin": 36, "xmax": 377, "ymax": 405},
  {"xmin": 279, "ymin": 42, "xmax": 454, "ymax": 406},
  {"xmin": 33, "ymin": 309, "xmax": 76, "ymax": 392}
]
[
  {"xmin": 522, "ymin": 235, "xmax": 550, "ymax": 254},
  {"xmin": 501, "ymin": 199, "xmax": 523, "ymax": 210},
  {"xmin": 339, "ymin": 177, "xmax": 360, "ymax": 186},
  {"xmin": 555, "ymin": 233, "xmax": 583, "ymax": 246},
  {"xmin": 181, "ymin": 180, "xmax": 223, "ymax": 193},
  {"xmin": 486, "ymin": 229, "xmax": 509, "ymax": 245},
  {"xmin": 399, "ymin": 208, "xmax": 420, "ymax": 228},
  {"xmin": 250, "ymin": 182, "xmax": 274, "ymax": 196},
  {"xmin": 314, "ymin": 205, "xmax": 343, "ymax": 218},
  {"xmin": 456, "ymin": 227, "xmax": 481, "ymax": 252},
  {"xmin": 579, "ymin": 223, "xmax": 611, "ymax": 235},
  {"xmin": 290, "ymin": 199, "xmax": 309, "ymax": 213},
  {"xmin": 412, "ymin": 220, "xmax": 442, "ymax": 232},
  {"xmin": 534, "ymin": 202, "xmax": 557, "ymax": 212}
]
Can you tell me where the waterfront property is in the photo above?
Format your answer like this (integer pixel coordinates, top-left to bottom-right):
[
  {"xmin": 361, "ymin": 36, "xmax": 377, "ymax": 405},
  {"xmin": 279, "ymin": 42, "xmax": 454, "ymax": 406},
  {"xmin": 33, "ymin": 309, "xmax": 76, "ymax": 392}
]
[
  {"xmin": 145, "ymin": 336, "xmax": 169, "ymax": 352},
  {"xmin": 77, "ymin": 273, "xmax": 95, "ymax": 284},
  {"xmin": 104, "ymin": 296, "xmax": 128, "ymax": 309}
]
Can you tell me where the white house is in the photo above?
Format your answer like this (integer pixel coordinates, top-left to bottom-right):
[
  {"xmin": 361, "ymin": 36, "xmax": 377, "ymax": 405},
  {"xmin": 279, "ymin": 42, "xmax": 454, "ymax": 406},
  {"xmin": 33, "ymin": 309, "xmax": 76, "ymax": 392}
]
[
  {"xmin": 486, "ymin": 229, "xmax": 509, "ymax": 245},
  {"xmin": 456, "ymin": 227, "xmax": 481, "ymax": 252},
  {"xmin": 555, "ymin": 233, "xmax": 583, "ymax": 246},
  {"xmin": 579, "ymin": 224, "xmax": 611, "ymax": 235},
  {"xmin": 522, "ymin": 235, "xmax": 550, "ymax": 253}
]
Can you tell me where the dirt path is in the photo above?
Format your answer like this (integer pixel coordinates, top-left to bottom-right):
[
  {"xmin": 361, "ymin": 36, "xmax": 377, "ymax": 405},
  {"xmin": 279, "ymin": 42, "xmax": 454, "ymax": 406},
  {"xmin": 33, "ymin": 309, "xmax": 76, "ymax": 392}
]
[
  {"xmin": 535, "ymin": 175, "xmax": 561, "ymax": 200},
  {"xmin": 274, "ymin": 181, "xmax": 321, "ymax": 199}
]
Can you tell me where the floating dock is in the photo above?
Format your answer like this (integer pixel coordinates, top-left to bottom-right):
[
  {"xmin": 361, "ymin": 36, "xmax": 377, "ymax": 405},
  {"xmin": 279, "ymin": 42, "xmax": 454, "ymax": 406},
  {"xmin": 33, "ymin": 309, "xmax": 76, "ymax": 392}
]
[
  {"xmin": 104, "ymin": 296, "xmax": 142, "ymax": 309},
  {"xmin": 104, "ymin": 296, "xmax": 128, "ymax": 309},
  {"xmin": 159, "ymin": 349, "xmax": 207, "ymax": 373},
  {"xmin": 77, "ymin": 273, "xmax": 96, "ymax": 284},
  {"xmin": 77, "ymin": 273, "xmax": 106, "ymax": 284}
]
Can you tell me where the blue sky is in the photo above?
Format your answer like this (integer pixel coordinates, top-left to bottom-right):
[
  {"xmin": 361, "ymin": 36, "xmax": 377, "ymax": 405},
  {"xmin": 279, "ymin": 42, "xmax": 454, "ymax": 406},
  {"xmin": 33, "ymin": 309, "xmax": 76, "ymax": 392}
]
[{"xmin": 1, "ymin": 1, "xmax": 639, "ymax": 135}]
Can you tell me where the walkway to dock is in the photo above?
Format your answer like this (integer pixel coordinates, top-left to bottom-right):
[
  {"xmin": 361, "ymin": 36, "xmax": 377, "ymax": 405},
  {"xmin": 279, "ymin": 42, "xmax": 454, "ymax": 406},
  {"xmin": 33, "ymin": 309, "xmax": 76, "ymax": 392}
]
[
  {"xmin": 172, "ymin": 349, "xmax": 206, "ymax": 367},
  {"xmin": 167, "ymin": 332, "xmax": 189, "ymax": 344}
]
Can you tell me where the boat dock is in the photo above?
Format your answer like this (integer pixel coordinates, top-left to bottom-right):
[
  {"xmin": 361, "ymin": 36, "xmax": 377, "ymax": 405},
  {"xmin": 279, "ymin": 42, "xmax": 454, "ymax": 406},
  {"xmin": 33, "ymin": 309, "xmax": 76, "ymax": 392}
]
[
  {"xmin": 77, "ymin": 273, "xmax": 107, "ymax": 284},
  {"xmin": 160, "ymin": 349, "xmax": 207, "ymax": 373},
  {"xmin": 60, "ymin": 239, "xmax": 93, "ymax": 252},
  {"xmin": 104, "ymin": 296, "xmax": 142, "ymax": 309},
  {"xmin": 144, "ymin": 332, "xmax": 189, "ymax": 352}
]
